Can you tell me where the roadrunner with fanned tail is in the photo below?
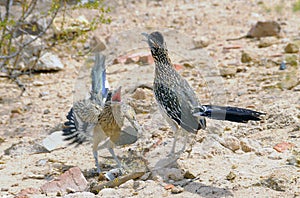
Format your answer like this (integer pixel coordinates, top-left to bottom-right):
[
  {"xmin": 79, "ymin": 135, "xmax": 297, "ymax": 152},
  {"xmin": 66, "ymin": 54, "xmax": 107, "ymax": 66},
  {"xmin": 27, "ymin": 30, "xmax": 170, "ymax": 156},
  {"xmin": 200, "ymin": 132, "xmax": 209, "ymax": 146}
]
[
  {"xmin": 63, "ymin": 53, "xmax": 142, "ymax": 179},
  {"xmin": 143, "ymin": 31, "xmax": 265, "ymax": 155}
]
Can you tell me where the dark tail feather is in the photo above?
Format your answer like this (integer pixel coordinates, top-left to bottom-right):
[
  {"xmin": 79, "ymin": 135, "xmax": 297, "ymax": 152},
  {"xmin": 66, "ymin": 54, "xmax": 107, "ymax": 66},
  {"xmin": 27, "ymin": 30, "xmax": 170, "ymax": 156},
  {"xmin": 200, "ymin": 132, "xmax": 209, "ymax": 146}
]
[
  {"xmin": 62, "ymin": 108, "xmax": 89, "ymax": 146},
  {"xmin": 91, "ymin": 53, "xmax": 108, "ymax": 105},
  {"xmin": 194, "ymin": 105, "xmax": 265, "ymax": 123}
]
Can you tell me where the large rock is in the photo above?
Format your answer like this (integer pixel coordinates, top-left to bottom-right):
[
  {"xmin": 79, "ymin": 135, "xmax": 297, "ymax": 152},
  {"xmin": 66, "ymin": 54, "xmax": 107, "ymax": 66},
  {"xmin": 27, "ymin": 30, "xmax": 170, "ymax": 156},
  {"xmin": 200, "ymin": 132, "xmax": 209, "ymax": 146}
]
[
  {"xmin": 247, "ymin": 21, "xmax": 281, "ymax": 38},
  {"xmin": 40, "ymin": 167, "xmax": 88, "ymax": 194}
]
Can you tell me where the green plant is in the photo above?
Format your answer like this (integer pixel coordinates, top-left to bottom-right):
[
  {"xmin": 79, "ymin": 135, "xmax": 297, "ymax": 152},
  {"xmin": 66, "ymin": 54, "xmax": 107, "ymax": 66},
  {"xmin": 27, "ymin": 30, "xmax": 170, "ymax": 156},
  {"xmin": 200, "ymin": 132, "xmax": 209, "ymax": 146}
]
[
  {"xmin": 293, "ymin": 0, "xmax": 300, "ymax": 12},
  {"xmin": 0, "ymin": 0, "xmax": 111, "ymax": 94}
]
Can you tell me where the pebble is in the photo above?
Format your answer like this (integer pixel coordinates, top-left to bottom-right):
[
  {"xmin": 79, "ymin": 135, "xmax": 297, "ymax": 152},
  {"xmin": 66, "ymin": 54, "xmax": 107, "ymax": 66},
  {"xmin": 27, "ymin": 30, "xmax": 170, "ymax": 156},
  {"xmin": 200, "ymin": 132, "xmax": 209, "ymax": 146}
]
[
  {"xmin": 284, "ymin": 43, "xmax": 299, "ymax": 53},
  {"xmin": 193, "ymin": 36, "xmax": 210, "ymax": 48},
  {"xmin": 226, "ymin": 171, "xmax": 236, "ymax": 181},
  {"xmin": 240, "ymin": 138, "xmax": 260, "ymax": 153},
  {"xmin": 219, "ymin": 136, "xmax": 240, "ymax": 152},
  {"xmin": 184, "ymin": 170, "xmax": 196, "ymax": 179},
  {"xmin": 279, "ymin": 61, "xmax": 286, "ymax": 70},
  {"xmin": 241, "ymin": 51, "xmax": 252, "ymax": 63},
  {"xmin": 171, "ymin": 186, "xmax": 184, "ymax": 194},
  {"xmin": 219, "ymin": 65, "xmax": 237, "ymax": 77},
  {"xmin": 98, "ymin": 188, "xmax": 119, "ymax": 197}
]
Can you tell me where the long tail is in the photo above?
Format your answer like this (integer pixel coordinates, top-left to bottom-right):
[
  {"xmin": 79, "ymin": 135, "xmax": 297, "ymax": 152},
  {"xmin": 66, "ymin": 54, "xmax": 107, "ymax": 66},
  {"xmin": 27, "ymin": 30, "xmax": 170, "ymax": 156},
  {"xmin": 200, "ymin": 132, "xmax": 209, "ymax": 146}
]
[
  {"xmin": 90, "ymin": 53, "xmax": 109, "ymax": 105},
  {"xmin": 63, "ymin": 53, "xmax": 108, "ymax": 145},
  {"xmin": 193, "ymin": 105, "xmax": 265, "ymax": 123}
]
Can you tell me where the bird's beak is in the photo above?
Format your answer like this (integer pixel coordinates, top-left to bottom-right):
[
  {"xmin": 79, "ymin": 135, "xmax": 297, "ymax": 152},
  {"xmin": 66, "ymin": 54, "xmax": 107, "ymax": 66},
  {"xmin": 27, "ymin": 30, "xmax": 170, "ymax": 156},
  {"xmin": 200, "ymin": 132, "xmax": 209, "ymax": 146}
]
[{"xmin": 141, "ymin": 32, "xmax": 149, "ymax": 43}]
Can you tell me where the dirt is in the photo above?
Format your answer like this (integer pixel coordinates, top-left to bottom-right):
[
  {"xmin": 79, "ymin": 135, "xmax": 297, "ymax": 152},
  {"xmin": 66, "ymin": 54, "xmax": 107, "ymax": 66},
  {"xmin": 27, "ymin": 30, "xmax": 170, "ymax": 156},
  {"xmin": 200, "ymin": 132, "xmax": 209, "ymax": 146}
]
[{"xmin": 1, "ymin": 0, "xmax": 300, "ymax": 197}]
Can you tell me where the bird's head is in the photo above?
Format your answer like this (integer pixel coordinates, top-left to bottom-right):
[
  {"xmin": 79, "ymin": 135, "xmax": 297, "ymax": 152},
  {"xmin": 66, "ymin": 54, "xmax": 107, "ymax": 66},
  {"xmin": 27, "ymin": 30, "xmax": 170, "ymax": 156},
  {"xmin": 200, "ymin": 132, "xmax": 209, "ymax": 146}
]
[
  {"xmin": 142, "ymin": 31, "xmax": 168, "ymax": 60},
  {"xmin": 111, "ymin": 86, "xmax": 122, "ymax": 103}
]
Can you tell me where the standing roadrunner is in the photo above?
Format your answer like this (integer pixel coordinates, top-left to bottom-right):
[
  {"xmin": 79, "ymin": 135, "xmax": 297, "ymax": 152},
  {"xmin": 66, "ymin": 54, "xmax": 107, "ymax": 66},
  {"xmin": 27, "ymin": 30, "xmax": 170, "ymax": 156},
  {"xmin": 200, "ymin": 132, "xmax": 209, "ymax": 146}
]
[
  {"xmin": 143, "ymin": 31, "xmax": 264, "ymax": 155},
  {"xmin": 63, "ymin": 53, "xmax": 142, "ymax": 177}
]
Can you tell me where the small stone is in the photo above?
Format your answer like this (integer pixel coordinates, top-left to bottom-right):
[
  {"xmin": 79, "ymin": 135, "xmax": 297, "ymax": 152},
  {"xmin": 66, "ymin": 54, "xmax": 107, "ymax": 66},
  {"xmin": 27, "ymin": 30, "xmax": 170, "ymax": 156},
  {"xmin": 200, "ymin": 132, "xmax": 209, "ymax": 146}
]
[
  {"xmin": 284, "ymin": 43, "xmax": 299, "ymax": 53},
  {"xmin": 63, "ymin": 192, "xmax": 96, "ymax": 198},
  {"xmin": 241, "ymin": 51, "xmax": 252, "ymax": 63},
  {"xmin": 33, "ymin": 81, "xmax": 44, "ymax": 86},
  {"xmin": 184, "ymin": 170, "xmax": 196, "ymax": 179},
  {"xmin": 39, "ymin": 91, "xmax": 49, "ymax": 98},
  {"xmin": 226, "ymin": 171, "xmax": 236, "ymax": 181},
  {"xmin": 44, "ymin": 109, "xmax": 50, "ymax": 114},
  {"xmin": 171, "ymin": 186, "xmax": 184, "ymax": 194},
  {"xmin": 164, "ymin": 184, "xmax": 175, "ymax": 190},
  {"xmin": 240, "ymin": 138, "xmax": 260, "ymax": 152},
  {"xmin": 279, "ymin": 61, "xmax": 287, "ymax": 70},
  {"xmin": 273, "ymin": 142, "xmax": 295, "ymax": 153},
  {"xmin": 258, "ymin": 37, "xmax": 278, "ymax": 48},
  {"xmin": 219, "ymin": 65, "xmax": 237, "ymax": 77},
  {"xmin": 193, "ymin": 36, "xmax": 210, "ymax": 48},
  {"xmin": 220, "ymin": 136, "xmax": 240, "ymax": 152}
]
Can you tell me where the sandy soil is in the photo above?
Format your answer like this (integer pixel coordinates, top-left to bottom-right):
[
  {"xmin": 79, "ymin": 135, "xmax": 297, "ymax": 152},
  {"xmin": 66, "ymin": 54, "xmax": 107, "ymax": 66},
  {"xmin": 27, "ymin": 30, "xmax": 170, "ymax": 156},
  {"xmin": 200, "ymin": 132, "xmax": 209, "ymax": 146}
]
[{"xmin": 0, "ymin": 0, "xmax": 300, "ymax": 197}]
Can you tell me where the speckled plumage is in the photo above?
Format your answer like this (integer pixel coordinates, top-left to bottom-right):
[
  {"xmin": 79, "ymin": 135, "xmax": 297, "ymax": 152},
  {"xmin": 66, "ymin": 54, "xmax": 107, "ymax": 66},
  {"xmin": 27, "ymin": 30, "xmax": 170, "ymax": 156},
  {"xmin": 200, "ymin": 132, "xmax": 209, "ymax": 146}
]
[
  {"xmin": 63, "ymin": 53, "xmax": 141, "ymax": 174},
  {"xmin": 143, "ymin": 32, "xmax": 265, "ymax": 155},
  {"xmin": 144, "ymin": 32, "xmax": 206, "ymax": 134}
]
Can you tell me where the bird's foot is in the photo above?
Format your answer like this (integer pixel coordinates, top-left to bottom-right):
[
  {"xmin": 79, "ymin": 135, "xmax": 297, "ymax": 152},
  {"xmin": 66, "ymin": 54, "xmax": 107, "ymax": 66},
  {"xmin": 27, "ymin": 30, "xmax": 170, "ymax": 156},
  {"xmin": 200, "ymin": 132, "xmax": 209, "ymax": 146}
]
[
  {"xmin": 105, "ymin": 168, "xmax": 124, "ymax": 181},
  {"xmin": 166, "ymin": 150, "xmax": 181, "ymax": 159}
]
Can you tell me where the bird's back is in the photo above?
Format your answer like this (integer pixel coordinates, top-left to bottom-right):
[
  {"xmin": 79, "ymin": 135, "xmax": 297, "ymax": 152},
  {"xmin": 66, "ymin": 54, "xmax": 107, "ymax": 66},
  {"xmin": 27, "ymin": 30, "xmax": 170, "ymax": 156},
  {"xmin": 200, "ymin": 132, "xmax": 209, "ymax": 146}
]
[
  {"xmin": 143, "ymin": 31, "xmax": 206, "ymax": 133},
  {"xmin": 154, "ymin": 63, "xmax": 204, "ymax": 133}
]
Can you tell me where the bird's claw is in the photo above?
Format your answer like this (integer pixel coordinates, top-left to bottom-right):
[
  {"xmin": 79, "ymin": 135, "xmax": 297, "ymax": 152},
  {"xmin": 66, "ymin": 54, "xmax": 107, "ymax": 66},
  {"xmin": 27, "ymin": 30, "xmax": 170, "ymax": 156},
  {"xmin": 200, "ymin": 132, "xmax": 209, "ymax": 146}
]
[{"xmin": 104, "ymin": 168, "xmax": 124, "ymax": 181}]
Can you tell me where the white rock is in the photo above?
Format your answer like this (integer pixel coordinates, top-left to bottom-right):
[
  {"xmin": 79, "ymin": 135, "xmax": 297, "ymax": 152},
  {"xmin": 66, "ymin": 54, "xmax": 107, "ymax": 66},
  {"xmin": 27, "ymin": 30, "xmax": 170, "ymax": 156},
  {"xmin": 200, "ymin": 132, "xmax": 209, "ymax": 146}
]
[
  {"xmin": 42, "ymin": 131, "xmax": 68, "ymax": 151},
  {"xmin": 64, "ymin": 192, "xmax": 96, "ymax": 198},
  {"xmin": 98, "ymin": 188, "xmax": 120, "ymax": 197},
  {"xmin": 36, "ymin": 52, "xmax": 64, "ymax": 71}
]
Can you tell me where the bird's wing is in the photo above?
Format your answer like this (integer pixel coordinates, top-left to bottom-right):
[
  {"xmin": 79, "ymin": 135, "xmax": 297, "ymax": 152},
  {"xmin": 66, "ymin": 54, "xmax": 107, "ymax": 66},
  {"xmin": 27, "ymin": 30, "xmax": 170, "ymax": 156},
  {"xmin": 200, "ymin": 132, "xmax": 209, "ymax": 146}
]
[
  {"xmin": 112, "ymin": 103, "xmax": 142, "ymax": 146},
  {"xmin": 63, "ymin": 100, "xmax": 102, "ymax": 145},
  {"xmin": 63, "ymin": 108, "xmax": 94, "ymax": 145},
  {"xmin": 123, "ymin": 104, "xmax": 143, "ymax": 136},
  {"xmin": 194, "ymin": 105, "xmax": 265, "ymax": 123},
  {"xmin": 154, "ymin": 82, "xmax": 201, "ymax": 133}
]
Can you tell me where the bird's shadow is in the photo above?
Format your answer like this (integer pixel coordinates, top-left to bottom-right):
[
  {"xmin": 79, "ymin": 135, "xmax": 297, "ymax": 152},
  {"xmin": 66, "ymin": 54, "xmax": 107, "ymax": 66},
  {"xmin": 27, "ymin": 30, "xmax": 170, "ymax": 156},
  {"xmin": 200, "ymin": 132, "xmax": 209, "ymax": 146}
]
[
  {"xmin": 151, "ymin": 155, "xmax": 233, "ymax": 197},
  {"xmin": 183, "ymin": 181, "xmax": 233, "ymax": 197}
]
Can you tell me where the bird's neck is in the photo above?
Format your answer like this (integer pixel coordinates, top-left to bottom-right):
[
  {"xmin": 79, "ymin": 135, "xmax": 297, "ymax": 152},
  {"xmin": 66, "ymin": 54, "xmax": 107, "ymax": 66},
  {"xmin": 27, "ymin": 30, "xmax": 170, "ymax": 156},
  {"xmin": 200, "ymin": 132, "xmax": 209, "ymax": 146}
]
[{"xmin": 153, "ymin": 52, "xmax": 174, "ymax": 76}]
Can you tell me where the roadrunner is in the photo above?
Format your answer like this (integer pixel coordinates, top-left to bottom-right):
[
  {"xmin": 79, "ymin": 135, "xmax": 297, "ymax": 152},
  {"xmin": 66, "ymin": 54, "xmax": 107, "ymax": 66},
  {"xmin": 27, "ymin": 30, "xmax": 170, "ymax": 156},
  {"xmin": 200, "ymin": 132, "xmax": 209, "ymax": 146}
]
[
  {"xmin": 63, "ymin": 53, "xmax": 142, "ymax": 175},
  {"xmin": 143, "ymin": 31, "xmax": 264, "ymax": 155}
]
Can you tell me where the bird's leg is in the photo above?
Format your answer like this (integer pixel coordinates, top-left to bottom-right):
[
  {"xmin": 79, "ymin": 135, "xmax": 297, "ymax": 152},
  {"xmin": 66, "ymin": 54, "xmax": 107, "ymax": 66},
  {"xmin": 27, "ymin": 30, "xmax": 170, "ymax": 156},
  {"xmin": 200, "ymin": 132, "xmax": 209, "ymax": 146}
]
[
  {"xmin": 93, "ymin": 150, "xmax": 101, "ymax": 173},
  {"xmin": 108, "ymin": 147, "xmax": 122, "ymax": 169},
  {"xmin": 179, "ymin": 131, "xmax": 188, "ymax": 153},
  {"xmin": 169, "ymin": 128, "xmax": 179, "ymax": 156}
]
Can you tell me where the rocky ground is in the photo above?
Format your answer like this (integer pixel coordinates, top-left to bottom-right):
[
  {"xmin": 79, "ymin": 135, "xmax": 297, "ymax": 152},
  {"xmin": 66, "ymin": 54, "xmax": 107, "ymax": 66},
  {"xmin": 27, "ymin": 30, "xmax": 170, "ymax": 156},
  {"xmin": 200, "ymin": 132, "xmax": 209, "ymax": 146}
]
[{"xmin": 0, "ymin": 0, "xmax": 300, "ymax": 197}]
